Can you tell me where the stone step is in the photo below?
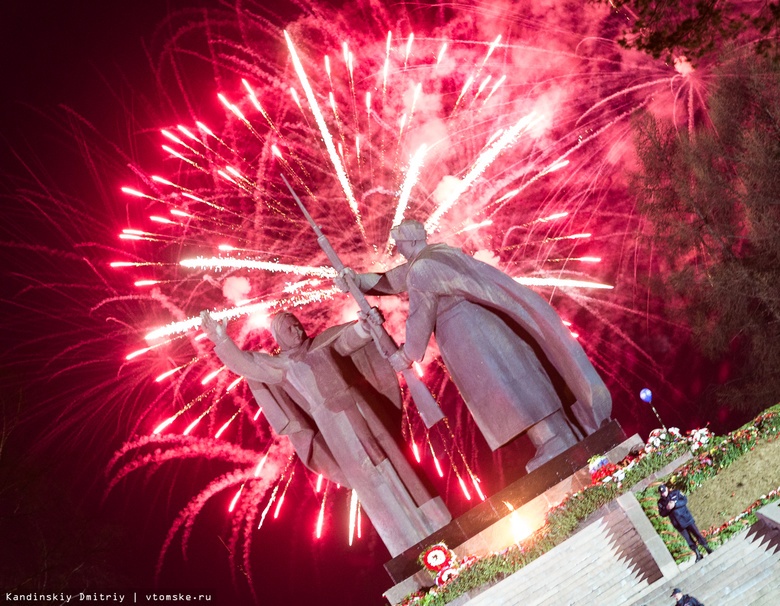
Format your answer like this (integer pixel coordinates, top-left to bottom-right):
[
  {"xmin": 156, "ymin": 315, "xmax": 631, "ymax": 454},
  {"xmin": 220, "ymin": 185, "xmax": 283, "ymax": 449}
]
[
  {"xmin": 729, "ymin": 565, "xmax": 780, "ymax": 600},
  {"xmin": 460, "ymin": 520, "xmax": 609, "ymax": 605},
  {"xmin": 753, "ymin": 573, "xmax": 780, "ymax": 605},
  {"xmin": 716, "ymin": 541, "xmax": 780, "ymax": 599},
  {"xmin": 463, "ymin": 510, "xmax": 658, "ymax": 606},
  {"xmin": 448, "ymin": 500, "xmax": 780, "ymax": 606},
  {"xmin": 591, "ymin": 574, "xmax": 650, "ymax": 605},
  {"xmin": 625, "ymin": 524, "xmax": 780, "ymax": 605},
  {"xmin": 567, "ymin": 509, "xmax": 664, "ymax": 605},
  {"xmin": 529, "ymin": 529, "xmax": 633, "ymax": 602}
]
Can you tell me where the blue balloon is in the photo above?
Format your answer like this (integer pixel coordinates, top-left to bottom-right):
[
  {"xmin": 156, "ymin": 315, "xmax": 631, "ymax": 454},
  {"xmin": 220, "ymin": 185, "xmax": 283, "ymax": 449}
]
[{"xmin": 639, "ymin": 388, "xmax": 653, "ymax": 403}]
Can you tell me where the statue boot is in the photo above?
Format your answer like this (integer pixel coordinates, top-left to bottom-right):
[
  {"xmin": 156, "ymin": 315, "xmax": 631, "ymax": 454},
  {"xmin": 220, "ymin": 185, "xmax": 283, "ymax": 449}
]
[{"xmin": 525, "ymin": 410, "xmax": 578, "ymax": 473}]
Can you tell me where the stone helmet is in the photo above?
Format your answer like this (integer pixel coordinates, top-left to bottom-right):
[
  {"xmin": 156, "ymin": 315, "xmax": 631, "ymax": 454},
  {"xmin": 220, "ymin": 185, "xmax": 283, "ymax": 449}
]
[{"xmin": 390, "ymin": 219, "xmax": 427, "ymax": 242}]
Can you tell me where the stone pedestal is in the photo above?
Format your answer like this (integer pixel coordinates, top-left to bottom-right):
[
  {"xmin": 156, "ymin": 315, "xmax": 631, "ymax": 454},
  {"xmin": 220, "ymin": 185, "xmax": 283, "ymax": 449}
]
[{"xmin": 383, "ymin": 420, "xmax": 642, "ymax": 604}]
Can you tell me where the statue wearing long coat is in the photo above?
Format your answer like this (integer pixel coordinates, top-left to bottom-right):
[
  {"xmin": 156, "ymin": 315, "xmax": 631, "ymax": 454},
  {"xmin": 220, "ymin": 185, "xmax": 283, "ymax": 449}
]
[
  {"xmin": 210, "ymin": 320, "xmax": 450, "ymax": 556},
  {"xmin": 356, "ymin": 243, "xmax": 612, "ymax": 450}
]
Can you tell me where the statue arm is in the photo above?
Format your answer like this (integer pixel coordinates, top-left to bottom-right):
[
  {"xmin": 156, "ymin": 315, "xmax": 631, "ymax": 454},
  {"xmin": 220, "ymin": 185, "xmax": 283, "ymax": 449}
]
[
  {"xmin": 338, "ymin": 263, "xmax": 410, "ymax": 295},
  {"xmin": 351, "ymin": 272, "xmax": 384, "ymax": 292},
  {"xmin": 332, "ymin": 321, "xmax": 373, "ymax": 356},
  {"xmin": 212, "ymin": 337, "xmax": 285, "ymax": 384},
  {"xmin": 366, "ymin": 263, "xmax": 410, "ymax": 294},
  {"xmin": 200, "ymin": 309, "xmax": 285, "ymax": 383}
]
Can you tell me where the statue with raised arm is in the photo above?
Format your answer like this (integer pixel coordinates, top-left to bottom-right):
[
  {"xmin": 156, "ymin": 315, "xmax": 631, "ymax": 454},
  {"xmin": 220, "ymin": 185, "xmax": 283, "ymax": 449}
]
[
  {"xmin": 338, "ymin": 219, "xmax": 612, "ymax": 472},
  {"xmin": 200, "ymin": 308, "xmax": 450, "ymax": 556}
]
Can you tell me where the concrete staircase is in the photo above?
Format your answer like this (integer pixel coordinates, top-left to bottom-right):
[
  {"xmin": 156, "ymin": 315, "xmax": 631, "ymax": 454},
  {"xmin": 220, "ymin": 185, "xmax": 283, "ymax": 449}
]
[
  {"xmin": 451, "ymin": 503, "xmax": 663, "ymax": 605},
  {"xmin": 451, "ymin": 501, "xmax": 780, "ymax": 606},
  {"xmin": 626, "ymin": 514, "xmax": 780, "ymax": 605}
]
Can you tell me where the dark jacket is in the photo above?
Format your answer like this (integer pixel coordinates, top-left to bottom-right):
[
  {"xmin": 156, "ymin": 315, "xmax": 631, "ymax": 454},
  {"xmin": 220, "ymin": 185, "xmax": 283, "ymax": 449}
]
[
  {"xmin": 659, "ymin": 489, "xmax": 697, "ymax": 529},
  {"xmin": 676, "ymin": 594, "xmax": 704, "ymax": 606}
]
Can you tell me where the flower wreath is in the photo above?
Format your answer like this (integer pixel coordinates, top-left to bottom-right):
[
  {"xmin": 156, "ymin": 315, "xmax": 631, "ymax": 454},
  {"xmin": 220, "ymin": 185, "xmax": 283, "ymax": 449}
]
[
  {"xmin": 420, "ymin": 543, "xmax": 455, "ymax": 572},
  {"xmin": 419, "ymin": 543, "xmax": 481, "ymax": 588},
  {"xmin": 435, "ymin": 566, "xmax": 459, "ymax": 587},
  {"xmin": 436, "ymin": 553, "xmax": 480, "ymax": 586}
]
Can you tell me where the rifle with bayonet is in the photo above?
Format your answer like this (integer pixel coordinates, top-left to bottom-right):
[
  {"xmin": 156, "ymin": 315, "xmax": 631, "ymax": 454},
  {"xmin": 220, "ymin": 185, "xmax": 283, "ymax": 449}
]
[{"xmin": 280, "ymin": 174, "xmax": 444, "ymax": 428}]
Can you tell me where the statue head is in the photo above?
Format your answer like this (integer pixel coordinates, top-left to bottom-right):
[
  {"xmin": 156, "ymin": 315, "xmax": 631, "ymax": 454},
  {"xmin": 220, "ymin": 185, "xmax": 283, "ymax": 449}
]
[
  {"xmin": 390, "ymin": 219, "xmax": 427, "ymax": 260},
  {"xmin": 390, "ymin": 219, "xmax": 426, "ymax": 242},
  {"xmin": 270, "ymin": 312, "xmax": 308, "ymax": 350}
]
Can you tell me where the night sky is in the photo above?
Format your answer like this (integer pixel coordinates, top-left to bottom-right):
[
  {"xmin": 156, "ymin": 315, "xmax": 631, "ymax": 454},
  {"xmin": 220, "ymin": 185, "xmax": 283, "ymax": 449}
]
[
  {"xmin": 0, "ymin": 2, "xmax": 434, "ymax": 604},
  {"xmin": 0, "ymin": 3, "xmax": 382, "ymax": 605},
  {"xmin": 0, "ymin": 1, "xmax": 754, "ymax": 605}
]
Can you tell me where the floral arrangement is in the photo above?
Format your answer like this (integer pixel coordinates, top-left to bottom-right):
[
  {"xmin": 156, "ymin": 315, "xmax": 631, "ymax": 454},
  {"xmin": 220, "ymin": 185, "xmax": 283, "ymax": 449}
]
[
  {"xmin": 687, "ymin": 427, "xmax": 712, "ymax": 451},
  {"xmin": 416, "ymin": 543, "xmax": 479, "ymax": 590},
  {"xmin": 588, "ymin": 455, "xmax": 619, "ymax": 483},
  {"xmin": 420, "ymin": 543, "xmax": 455, "ymax": 573},
  {"xmin": 587, "ymin": 426, "xmax": 693, "ymax": 487},
  {"xmin": 587, "ymin": 454, "xmax": 609, "ymax": 474},
  {"xmin": 662, "ymin": 414, "xmax": 777, "ymax": 496},
  {"xmin": 644, "ymin": 426, "xmax": 682, "ymax": 452},
  {"xmin": 589, "ymin": 459, "xmax": 636, "ymax": 486},
  {"xmin": 588, "ymin": 426, "xmax": 716, "ymax": 487}
]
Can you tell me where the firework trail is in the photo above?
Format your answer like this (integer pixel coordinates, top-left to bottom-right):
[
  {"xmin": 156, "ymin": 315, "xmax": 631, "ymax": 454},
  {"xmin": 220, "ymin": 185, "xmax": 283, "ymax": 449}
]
[{"xmin": 2, "ymin": 0, "xmax": 722, "ymax": 600}]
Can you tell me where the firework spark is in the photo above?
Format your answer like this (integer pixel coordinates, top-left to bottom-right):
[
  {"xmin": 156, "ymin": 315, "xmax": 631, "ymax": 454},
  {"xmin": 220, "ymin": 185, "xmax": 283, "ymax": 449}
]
[
  {"xmin": 106, "ymin": 0, "xmax": 704, "ymax": 578},
  {"xmin": 7, "ymin": 0, "xmax": 725, "ymax": 600}
]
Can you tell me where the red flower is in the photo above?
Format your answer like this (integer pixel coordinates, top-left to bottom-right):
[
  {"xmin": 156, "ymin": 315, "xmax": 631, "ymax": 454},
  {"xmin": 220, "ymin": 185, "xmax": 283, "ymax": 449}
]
[
  {"xmin": 591, "ymin": 463, "xmax": 619, "ymax": 483},
  {"xmin": 421, "ymin": 543, "xmax": 454, "ymax": 572},
  {"xmin": 435, "ymin": 567, "xmax": 459, "ymax": 587}
]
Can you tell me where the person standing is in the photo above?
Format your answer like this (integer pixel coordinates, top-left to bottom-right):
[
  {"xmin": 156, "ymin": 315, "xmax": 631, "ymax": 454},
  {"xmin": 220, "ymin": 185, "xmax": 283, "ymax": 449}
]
[
  {"xmin": 658, "ymin": 484, "xmax": 712, "ymax": 561},
  {"xmin": 670, "ymin": 587, "xmax": 705, "ymax": 605}
]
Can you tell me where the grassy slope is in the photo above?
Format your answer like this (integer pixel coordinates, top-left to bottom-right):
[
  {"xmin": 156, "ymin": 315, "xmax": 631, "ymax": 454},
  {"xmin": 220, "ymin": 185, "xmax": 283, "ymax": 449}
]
[{"xmin": 689, "ymin": 436, "xmax": 780, "ymax": 531}]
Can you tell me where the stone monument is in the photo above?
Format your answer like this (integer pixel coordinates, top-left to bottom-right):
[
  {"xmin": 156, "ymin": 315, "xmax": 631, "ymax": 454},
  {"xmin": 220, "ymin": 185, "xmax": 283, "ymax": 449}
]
[
  {"xmin": 200, "ymin": 309, "xmax": 451, "ymax": 557},
  {"xmin": 339, "ymin": 219, "xmax": 612, "ymax": 472}
]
